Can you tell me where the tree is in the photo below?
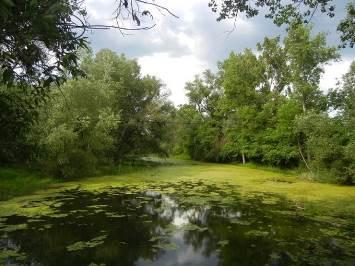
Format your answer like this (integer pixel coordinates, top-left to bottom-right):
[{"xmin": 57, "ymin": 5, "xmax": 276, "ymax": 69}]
[
  {"xmin": 0, "ymin": 0, "xmax": 87, "ymax": 89},
  {"xmin": 24, "ymin": 49, "xmax": 173, "ymax": 177},
  {"xmin": 284, "ymin": 24, "xmax": 338, "ymax": 113},
  {"xmin": 222, "ymin": 49, "xmax": 264, "ymax": 107},
  {"xmin": 80, "ymin": 49, "xmax": 173, "ymax": 161},
  {"xmin": 0, "ymin": 84, "xmax": 40, "ymax": 164},
  {"xmin": 261, "ymin": 99, "xmax": 301, "ymax": 167},
  {"xmin": 29, "ymin": 78, "xmax": 120, "ymax": 178},
  {"xmin": 295, "ymin": 112, "xmax": 353, "ymax": 184},
  {"xmin": 337, "ymin": 2, "xmax": 355, "ymax": 48},
  {"xmin": 172, "ymin": 22, "xmax": 352, "ymax": 184},
  {"xmin": 185, "ymin": 70, "xmax": 222, "ymax": 115},
  {"xmin": 220, "ymin": 50, "xmax": 265, "ymax": 163},
  {"xmin": 257, "ymin": 37, "xmax": 290, "ymax": 94},
  {"xmin": 208, "ymin": 0, "xmax": 354, "ymax": 48},
  {"xmin": 223, "ymin": 106, "xmax": 260, "ymax": 164},
  {"xmin": 0, "ymin": 0, "xmax": 175, "ymax": 92},
  {"xmin": 328, "ymin": 61, "xmax": 355, "ymax": 119},
  {"xmin": 327, "ymin": 62, "xmax": 355, "ymax": 183},
  {"xmin": 174, "ymin": 71, "xmax": 224, "ymax": 161}
]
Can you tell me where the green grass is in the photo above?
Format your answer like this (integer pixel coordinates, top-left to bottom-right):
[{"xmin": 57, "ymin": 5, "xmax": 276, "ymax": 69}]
[
  {"xmin": 1, "ymin": 159, "xmax": 354, "ymax": 221},
  {"xmin": 0, "ymin": 167, "xmax": 55, "ymax": 200}
]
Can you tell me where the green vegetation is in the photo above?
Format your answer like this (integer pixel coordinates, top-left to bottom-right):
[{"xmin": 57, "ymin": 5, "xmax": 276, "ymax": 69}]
[
  {"xmin": 209, "ymin": 1, "xmax": 354, "ymax": 48},
  {"xmin": 1, "ymin": 1, "xmax": 352, "ymax": 92},
  {"xmin": 84, "ymin": 162, "xmax": 355, "ymax": 219},
  {"xmin": 66, "ymin": 235, "xmax": 108, "ymax": 252},
  {"xmin": 29, "ymin": 50, "xmax": 172, "ymax": 177},
  {"xmin": 0, "ymin": 2, "xmax": 354, "ymax": 264},
  {"xmin": 1, "ymin": 50, "xmax": 173, "ymax": 178},
  {"xmin": 173, "ymin": 24, "xmax": 354, "ymax": 184},
  {"xmin": 0, "ymin": 160, "xmax": 354, "ymax": 265},
  {"xmin": 1, "ymin": 160, "xmax": 354, "ymax": 219},
  {"xmin": 1, "ymin": 14, "xmax": 354, "ymax": 183},
  {"xmin": 0, "ymin": 167, "xmax": 55, "ymax": 200}
]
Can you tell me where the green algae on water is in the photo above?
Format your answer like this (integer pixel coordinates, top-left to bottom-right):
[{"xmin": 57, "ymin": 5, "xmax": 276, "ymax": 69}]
[
  {"xmin": 0, "ymin": 249, "xmax": 27, "ymax": 264},
  {"xmin": 245, "ymin": 230, "xmax": 269, "ymax": 238},
  {"xmin": 153, "ymin": 242, "xmax": 178, "ymax": 250},
  {"xmin": 66, "ymin": 235, "xmax": 107, "ymax": 252},
  {"xmin": 0, "ymin": 223, "xmax": 27, "ymax": 233}
]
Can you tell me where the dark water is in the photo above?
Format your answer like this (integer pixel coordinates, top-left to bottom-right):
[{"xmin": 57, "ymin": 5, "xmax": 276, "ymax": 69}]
[{"xmin": 0, "ymin": 181, "xmax": 354, "ymax": 265}]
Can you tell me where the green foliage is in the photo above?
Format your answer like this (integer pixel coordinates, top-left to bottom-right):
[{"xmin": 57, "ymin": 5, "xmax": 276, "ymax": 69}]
[
  {"xmin": 0, "ymin": 0, "xmax": 87, "ymax": 89},
  {"xmin": 0, "ymin": 84, "xmax": 40, "ymax": 163},
  {"xmin": 23, "ymin": 49, "xmax": 173, "ymax": 178},
  {"xmin": 284, "ymin": 24, "xmax": 339, "ymax": 112},
  {"xmin": 0, "ymin": 19, "xmax": 352, "ymax": 185},
  {"xmin": 256, "ymin": 36, "xmax": 289, "ymax": 94},
  {"xmin": 174, "ymin": 24, "xmax": 353, "ymax": 184},
  {"xmin": 261, "ymin": 100, "xmax": 300, "ymax": 166},
  {"xmin": 174, "ymin": 71, "xmax": 224, "ymax": 161},
  {"xmin": 337, "ymin": 3, "xmax": 355, "ymax": 48},
  {"xmin": 0, "ymin": 167, "xmax": 54, "ymax": 200},
  {"xmin": 208, "ymin": 0, "xmax": 353, "ymax": 48},
  {"xmin": 82, "ymin": 50, "xmax": 173, "ymax": 160},
  {"xmin": 295, "ymin": 112, "xmax": 353, "ymax": 184},
  {"xmin": 208, "ymin": 0, "xmax": 336, "ymax": 24},
  {"xmin": 222, "ymin": 49, "xmax": 263, "ymax": 106},
  {"xmin": 28, "ymin": 77, "xmax": 119, "ymax": 178}
]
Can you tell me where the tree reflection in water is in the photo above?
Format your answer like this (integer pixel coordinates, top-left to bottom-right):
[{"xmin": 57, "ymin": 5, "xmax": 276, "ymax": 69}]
[{"xmin": 1, "ymin": 183, "xmax": 354, "ymax": 265}]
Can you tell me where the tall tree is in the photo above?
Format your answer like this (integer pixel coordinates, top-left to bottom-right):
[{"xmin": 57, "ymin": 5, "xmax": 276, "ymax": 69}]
[
  {"xmin": 24, "ymin": 49, "xmax": 173, "ymax": 177},
  {"xmin": 284, "ymin": 24, "xmax": 338, "ymax": 113},
  {"xmin": 327, "ymin": 62, "xmax": 355, "ymax": 183},
  {"xmin": 80, "ymin": 49, "xmax": 172, "ymax": 161},
  {"xmin": 220, "ymin": 50, "xmax": 265, "ymax": 163},
  {"xmin": 257, "ymin": 37, "xmax": 290, "ymax": 94},
  {"xmin": 222, "ymin": 49, "xmax": 264, "ymax": 108},
  {"xmin": 175, "ymin": 71, "xmax": 224, "ymax": 161},
  {"xmin": 0, "ymin": 84, "xmax": 40, "ymax": 164}
]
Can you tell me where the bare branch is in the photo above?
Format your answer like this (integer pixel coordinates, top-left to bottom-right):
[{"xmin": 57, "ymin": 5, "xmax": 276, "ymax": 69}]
[{"xmin": 136, "ymin": 0, "xmax": 179, "ymax": 18}]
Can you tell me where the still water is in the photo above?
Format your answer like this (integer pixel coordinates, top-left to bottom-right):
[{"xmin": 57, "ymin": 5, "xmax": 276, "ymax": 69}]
[{"xmin": 0, "ymin": 181, "xmax": 354, "ymax": 265}]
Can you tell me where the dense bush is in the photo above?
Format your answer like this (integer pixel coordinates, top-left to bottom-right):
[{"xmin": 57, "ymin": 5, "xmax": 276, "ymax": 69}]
[{"xmin": 24, "ymin": 50, "xmax": 172, "ymax": 178}]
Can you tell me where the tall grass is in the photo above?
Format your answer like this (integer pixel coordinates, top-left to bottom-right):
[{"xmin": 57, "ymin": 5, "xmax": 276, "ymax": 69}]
[{"xmin": 0, "ymin": 167, "xmax": 54, "ymax": 200}]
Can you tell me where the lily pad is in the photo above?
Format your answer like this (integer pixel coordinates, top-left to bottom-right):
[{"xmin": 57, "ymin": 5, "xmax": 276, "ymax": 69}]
[{"xmin": 67, "ymin": 235, "xmax": 107, "ymax": 252}]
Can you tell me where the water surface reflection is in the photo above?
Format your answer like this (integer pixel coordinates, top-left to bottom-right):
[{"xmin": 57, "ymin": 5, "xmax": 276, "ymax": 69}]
[{"xmin": 0, "ymin": 182, "xmax": 354, "ymax": 265}]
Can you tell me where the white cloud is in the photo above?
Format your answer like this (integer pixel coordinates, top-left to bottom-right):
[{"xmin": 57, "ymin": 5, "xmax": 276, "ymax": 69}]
[
  {"xmin": 138, "ymin": 53, "xmax": 207, "ymax": 105},
  {"xmin": 85, "ymin": 0, "xmax": 351, "ymax": 105},
  {"xmin": 320, "ymin": 58, "xmax": 352, "ymax": 92}
]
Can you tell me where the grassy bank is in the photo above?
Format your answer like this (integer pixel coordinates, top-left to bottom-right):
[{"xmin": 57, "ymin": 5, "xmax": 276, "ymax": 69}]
[
  {"xmin": 1, "ymin": 160, "xmax": 355, "ymax": 220},
  {"xmin": 0, "ymin": 167, "xmax": 55, "ymax": 201},
  {"xmin": 0, "ymin": 158, "xmax": 168, "ymax": 200}
]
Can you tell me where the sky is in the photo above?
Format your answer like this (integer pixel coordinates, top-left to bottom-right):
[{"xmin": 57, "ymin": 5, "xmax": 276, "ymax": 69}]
[{"xmin": 85, "ymin": 0, "xmax": 354, "ymax": 105}]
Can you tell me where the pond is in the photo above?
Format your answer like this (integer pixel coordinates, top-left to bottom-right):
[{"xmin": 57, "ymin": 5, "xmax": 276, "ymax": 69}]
[{"xmin": 0, "ymin": 180, "xmax": 354, "ymax": 265}]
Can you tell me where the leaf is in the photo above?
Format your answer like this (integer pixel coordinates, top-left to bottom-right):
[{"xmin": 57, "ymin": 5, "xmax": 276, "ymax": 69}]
[
  {"xmin": 2, "ymin": 0, "xmax": 14, "ymax": 7},
  {"xmin": 2, "ymin": 68, "xmax": 14, "ymax": 83},
  {"xmin": 217, "ymin": 240, "xmax": 229, "ymax": 247},
  {"xmin": 123, "ymin": 0, "xmax": 128, "ymax": 8}
]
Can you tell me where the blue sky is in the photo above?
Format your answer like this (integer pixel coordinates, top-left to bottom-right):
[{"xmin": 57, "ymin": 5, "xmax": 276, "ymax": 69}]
[{"xmin": 85, "ymin": 0, "xmax": 354, "ymax": 105}]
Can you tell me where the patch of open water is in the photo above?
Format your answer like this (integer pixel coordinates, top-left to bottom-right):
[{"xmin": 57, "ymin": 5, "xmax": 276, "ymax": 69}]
[{"xmin": 0, "ymin": 181, "xmax": 354, "ymax": 265}]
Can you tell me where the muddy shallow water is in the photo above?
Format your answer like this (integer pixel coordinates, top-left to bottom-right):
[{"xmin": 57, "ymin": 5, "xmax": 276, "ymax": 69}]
[{"xmin": 0, "ymin": 181, "xmax": 354, "ymax": 265}]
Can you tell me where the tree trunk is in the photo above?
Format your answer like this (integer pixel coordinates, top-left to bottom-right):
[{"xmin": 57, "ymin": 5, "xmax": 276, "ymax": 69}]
[
  {"xmin": 241, "ymin": 152, "xmax": 246, "ymax": 164},
  {"xmin": 302, "ymin": 102, "xmax": 306, "ymax": 113},
  {"xmin": 297, "ymin": 138, "xmax": 312, "ymax": 173}
]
